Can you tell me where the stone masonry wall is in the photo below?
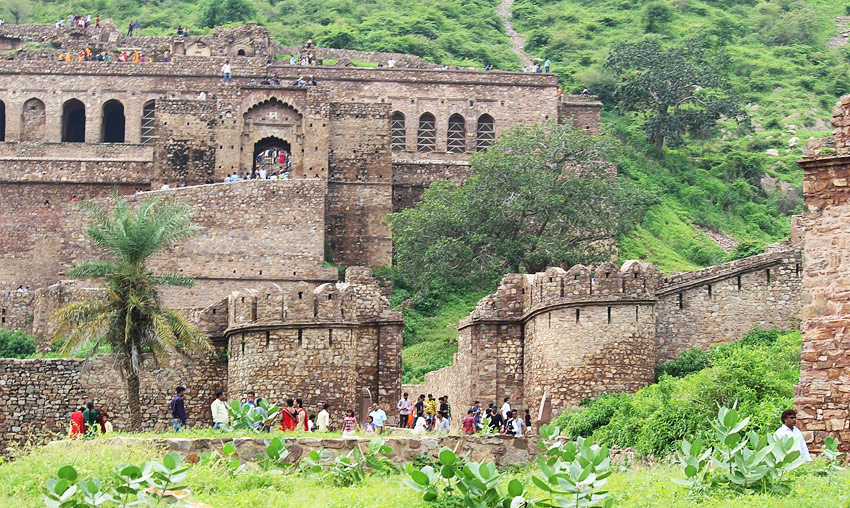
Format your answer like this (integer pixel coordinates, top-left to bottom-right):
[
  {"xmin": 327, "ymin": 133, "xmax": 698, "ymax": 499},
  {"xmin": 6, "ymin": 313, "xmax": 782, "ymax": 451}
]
[
  {"xmin": 655, "ymin": 249, "xmax": 803, "ymax": 362},
  {"xmin": 326, "ymin": 102, "xmax": 393, "ymax": 267},
  {"xmin": 0, "ymin": 351, "xmax": 226, "ymax": 452},
  {"xmin": 796, "ymin": 117, "xmax": 850, "ymax": 450}
]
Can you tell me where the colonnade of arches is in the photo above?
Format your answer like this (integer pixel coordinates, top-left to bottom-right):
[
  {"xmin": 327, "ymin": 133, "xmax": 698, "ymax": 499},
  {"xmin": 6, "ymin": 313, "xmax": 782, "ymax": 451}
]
[
  {"xmin": 0, "ymin": 98, "xmax": 156, "ymax": 144},
  {"xmin": 390, "ymin": 112, "xmax": 495, "ymax": 153}
]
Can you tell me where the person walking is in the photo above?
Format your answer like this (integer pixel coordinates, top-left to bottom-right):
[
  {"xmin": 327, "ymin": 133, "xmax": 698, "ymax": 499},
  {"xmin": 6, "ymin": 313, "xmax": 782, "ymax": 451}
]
[
  {"xmin": 462, "ymin": 409, "xmax": 476, "ymax": 435},
  {"xmin": 369, "ymin": 403, "xmax": 388, "ymax": 434},
  {"xmin": 342, "ymin": 409, "xmax": 358, "ymax": 436},
  {"xmin": 397, "ymin": 392, "xmax": 413, "ymax": 429},
  {"xmin": 221, "ymin": 60, "xmax": 232, "ymax": 83},
  {"xmin": 544, "ymin": 59, "xmax": 551, "ymax": 73},
  {"xmin": 501, "ymin": 397, "xmax": 511, "ymax": 420},
  {"xmin": 211, "ymin": 390, "xmax": 228, "ymax": 429},
  {"xmin": 170, "ymin": 386, "xmax": 187, "ymax": 432}
]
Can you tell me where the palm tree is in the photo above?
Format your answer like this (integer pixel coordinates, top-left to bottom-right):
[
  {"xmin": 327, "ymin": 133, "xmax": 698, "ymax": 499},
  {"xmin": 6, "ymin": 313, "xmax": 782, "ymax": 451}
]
[{"xmin": 54, "ymin": 193, "xmax": 211, "ymax": 431}]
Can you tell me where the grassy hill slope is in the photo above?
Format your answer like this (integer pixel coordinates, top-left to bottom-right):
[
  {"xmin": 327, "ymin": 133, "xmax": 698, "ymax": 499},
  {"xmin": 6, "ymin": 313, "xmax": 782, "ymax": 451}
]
[{"xmin": 10, "ymin": 0, "xmax": 840, "ymax": 379}]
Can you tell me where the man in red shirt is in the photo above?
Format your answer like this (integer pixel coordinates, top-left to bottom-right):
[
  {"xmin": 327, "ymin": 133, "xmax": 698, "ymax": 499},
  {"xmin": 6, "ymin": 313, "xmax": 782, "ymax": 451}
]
[{"xmin": 462, "ymin": 409, "xmax": 476, "ymax": 435}]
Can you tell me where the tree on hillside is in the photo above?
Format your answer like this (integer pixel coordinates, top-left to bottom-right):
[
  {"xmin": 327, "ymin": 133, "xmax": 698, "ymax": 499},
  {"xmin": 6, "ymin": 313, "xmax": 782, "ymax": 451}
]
[
  {"xmin": 198, "ymin": 0, "xmax": 255, "ymax": 28},
  {"xmin": 390, "ymin": 121, "xmax": 654, "ymax": 296},
  {"xmin": 53, "ymin": 195, "xmax": 210, "ymax": 431},
  {"xmin": 605, "ymin": 38, "xmax": 748, "ymax": 148},
  {"xmin": 4, "ymin": 0, "xmax": 32, "ymax": 24}
]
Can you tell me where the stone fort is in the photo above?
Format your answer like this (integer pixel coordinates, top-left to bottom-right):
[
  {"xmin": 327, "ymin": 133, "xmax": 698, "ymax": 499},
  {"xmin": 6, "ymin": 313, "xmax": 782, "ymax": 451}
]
[{"xmin": 0, "ymin": 22, "xmax": 845, "ymax": 453}]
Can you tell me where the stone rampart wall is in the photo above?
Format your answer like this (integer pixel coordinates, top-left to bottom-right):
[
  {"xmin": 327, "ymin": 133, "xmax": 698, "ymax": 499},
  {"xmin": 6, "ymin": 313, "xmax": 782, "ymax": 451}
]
[
  {"xmin": 655, "ymin": 249, "xmax": 802, "ymax": 362},
  {"xmin": 0, "ymin": 180, "xmax": 337, "ymax": 318},
  {"xmin": 796, "ymin": 152, "xmax": 850, "ymax": 451},
  {"xmin": 0, "ymin": 352, "xmax": 226, "ymax": 452}
]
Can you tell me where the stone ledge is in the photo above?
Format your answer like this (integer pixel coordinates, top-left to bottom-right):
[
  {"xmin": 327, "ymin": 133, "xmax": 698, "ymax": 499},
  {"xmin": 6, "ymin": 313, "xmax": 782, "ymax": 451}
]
[{"xmin": 86, "ymin": 435, "xmax": 640, "ymax": 468}]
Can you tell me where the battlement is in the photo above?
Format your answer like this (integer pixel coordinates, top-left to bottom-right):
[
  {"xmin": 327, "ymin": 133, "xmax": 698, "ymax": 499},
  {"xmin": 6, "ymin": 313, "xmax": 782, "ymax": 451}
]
[
  {"xmin": 226, "ymin": 267, "xmax": 401, "ymax": 331},
  {"xmin": 460, "ymin": 261, "xmax": 662, "ymax": 328}
]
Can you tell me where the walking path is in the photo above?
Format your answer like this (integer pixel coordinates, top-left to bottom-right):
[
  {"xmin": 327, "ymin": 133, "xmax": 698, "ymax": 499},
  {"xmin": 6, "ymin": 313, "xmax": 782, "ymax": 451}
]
[{"xmin": 497, "ymin": 0, "xmax": 534, "ymax": 69}]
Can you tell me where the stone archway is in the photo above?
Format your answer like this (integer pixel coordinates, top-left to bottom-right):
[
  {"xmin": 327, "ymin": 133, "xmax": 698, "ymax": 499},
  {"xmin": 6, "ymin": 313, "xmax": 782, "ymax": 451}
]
[
  {"xmin": 252, "ymin": 136, "xmax": 292, "ymax": 177},
  {"xmin": 241, "ymin": 98, "xmax": 303, "ymax": 176}
]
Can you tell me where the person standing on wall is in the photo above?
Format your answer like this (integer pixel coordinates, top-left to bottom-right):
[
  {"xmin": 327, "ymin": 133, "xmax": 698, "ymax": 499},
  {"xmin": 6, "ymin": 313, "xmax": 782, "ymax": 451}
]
[
  {"xmin": 211, "ymin": 390, "xmax": 228, "ymax": 429},
  {"xmin": 170, "ymin": 386, "xmax": 187, "ymax": 432},
  {"xmin": 397, "ymin": 392, "xmax": 413, "ymax": 429},
  {"xmin": 221, "ymin": 60, "xmax": 232, "ymax": 83}
]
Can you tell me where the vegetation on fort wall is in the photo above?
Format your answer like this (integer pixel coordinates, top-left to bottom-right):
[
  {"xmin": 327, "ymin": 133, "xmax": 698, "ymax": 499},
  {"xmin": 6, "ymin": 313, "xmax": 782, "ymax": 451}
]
[
  {"xmin": 0, "ymin": 329, "xmax": 37, "ymax": 359},
  {"xmin": 554, "ymin": 329, "xmax": 800, "ymax": 457}
]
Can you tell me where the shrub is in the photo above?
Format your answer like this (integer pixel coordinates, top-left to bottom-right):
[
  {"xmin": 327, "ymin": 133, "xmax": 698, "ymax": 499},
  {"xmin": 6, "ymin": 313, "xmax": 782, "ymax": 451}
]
[
  {"xmin": 554, "ymin": 329, "xmax": 800, "ymax": 457},
  {"xmin": 655, "ymin": 347, "xmax": 711, "ymax": 380},
  {"xmin": 0, "ymin": 329, "xmax": 37, "ymax": 358}
]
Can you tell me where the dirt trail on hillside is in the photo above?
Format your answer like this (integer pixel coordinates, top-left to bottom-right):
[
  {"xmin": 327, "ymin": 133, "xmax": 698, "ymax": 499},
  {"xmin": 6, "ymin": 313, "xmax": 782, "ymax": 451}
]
[
  {"xmin": 828, "ymin": 16, "xmax": 850, "ymax": 48},
  {"xmin": 497, "ymin": 0, "xmax": 534, "ymax": 69}
]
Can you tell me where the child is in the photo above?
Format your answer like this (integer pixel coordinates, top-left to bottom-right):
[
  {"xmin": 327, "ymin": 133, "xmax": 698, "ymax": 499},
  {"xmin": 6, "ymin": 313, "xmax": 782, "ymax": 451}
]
[
  {"xmin": 364, "ymin": 415, "xmax": 377, "ymax": 434},
  {"xmin": 412, "ymin": 414, "xmax": 428, "ymax": 435},
  {"xmin": 103, "ymin": 413, "xmax": 114, "ymax": 434},
  {"xmin": 342, "ymin": 409, "xmax": 358, "ymax": 436}
]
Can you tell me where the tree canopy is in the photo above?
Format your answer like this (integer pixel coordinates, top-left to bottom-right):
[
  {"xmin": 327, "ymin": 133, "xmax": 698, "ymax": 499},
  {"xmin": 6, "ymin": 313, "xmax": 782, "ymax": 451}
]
[
  {"xmin": 606, "ymin": 38, "xmax": 749, "ymax": 148},
  {"xmin": 390, "ymin": 121, "xmax": 654, "ymax": 296},
  {"xmin": 54, "ymin": 194, "xmax": 210, "ymax": 430}
]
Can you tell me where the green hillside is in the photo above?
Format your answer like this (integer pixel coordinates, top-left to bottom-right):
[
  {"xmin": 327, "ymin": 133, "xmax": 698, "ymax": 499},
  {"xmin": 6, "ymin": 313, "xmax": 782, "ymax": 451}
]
[{"xmin": 9, "ymin": 0, "xmax": 839, "ymax": 380}]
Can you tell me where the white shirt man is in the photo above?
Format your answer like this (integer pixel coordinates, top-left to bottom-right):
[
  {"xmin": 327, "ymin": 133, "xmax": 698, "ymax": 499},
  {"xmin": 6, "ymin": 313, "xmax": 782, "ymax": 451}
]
[
  {"xmin": 512, "ymin": 416, "xmax": 525, "ymax": 438},
  {"xmin": 317, "ymin": 404, "xmax": 330, "ymax": 431},
  {"xmin": 501, "ymin": 398, "xmax": 511, "ymax": 420},
  {"xmin": 774, "ymin": 410, "xmax": 812, "ymax": 462},
  {"xmin": 211, "ymin": 392, "xmax": 229, "ymax": 429},
  {"xmin": 397, "ymin": 393, "xmax": 414, "ymax": 427},
  {"xmin": 435, "ymin": 414, "xmax": 450, "ymax": 434},
  {"xmin": 369, "ymin": 405, "xmax": 388, "ymax": 433}
]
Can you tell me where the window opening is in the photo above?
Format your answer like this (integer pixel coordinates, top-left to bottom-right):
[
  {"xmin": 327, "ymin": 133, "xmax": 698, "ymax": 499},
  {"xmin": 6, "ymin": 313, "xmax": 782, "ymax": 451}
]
[
  {"xmin": 141, "ymin": 101, "xmax": 156, "ymax": 145},
  {"xmin": 417, "ymin": 113, "xmax": 435, "ymax": 152},
  {"xmin": 476, "ymin": 114, "xmax": 494, "ymax": 151},
  {"xmin": 390, "ymin": 112, "xmax": 406, "ymax": 151},
  {"xmin": 447, "ymin": 114, "xmax": 466, "ymax": 153}
]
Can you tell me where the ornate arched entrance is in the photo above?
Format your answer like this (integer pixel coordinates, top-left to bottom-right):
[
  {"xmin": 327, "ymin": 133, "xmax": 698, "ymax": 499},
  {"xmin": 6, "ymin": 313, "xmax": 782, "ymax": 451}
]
[{"xmin": 241, "ymin": 97, "xmax": 303, "ymax": 176}]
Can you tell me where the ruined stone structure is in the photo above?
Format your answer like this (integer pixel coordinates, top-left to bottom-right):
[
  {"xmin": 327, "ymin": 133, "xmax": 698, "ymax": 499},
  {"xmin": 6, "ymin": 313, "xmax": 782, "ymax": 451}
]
[
  {"xmin": 795, "ymin": 95, "xmax": 850, "ymax": 451},
  {"xmin": 410, "ymin": 248, "xmax": 802, "ymax": 424},
  {"xmin": 0, "ymin": 266, "xmax": 400, "ymax": 451}
]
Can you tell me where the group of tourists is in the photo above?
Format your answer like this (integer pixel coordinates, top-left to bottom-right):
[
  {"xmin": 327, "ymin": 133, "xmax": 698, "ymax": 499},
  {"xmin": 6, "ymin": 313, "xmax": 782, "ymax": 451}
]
[
  {"xmin": 396, "ymin": 392, "xmax": 452, "ymax": 435},
  {"xmin": 68, "ymin": 402, "xmax": 113, "ymax": 439},
  {"xmin": 57, "ymin": 48, "xmax": 163, "ymax": 63},
  {"xmin": 56, "ymin": 14, "xmax": 99, "ymax": 29},
  {"xmin": 521, "ymin": 59, "xmax": 551, "ymax": 73},
  {"xmin": 462, "ymin": 397, "xmax": 530, "ymax": 437}
]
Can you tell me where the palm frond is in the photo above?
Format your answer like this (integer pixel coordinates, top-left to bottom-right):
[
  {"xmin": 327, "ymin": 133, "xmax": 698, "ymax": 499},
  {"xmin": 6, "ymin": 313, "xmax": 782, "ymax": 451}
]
[
  {"xmin": 163, "ymin": 309, "xmax": 211, "ymax": 352},
  {"xmin": 66, "ymin": 261, "xmax": 118, "ymax": 280},
  {"xmin": 151, "ymin": 273, "xmax": 196, "ymax": 287},
  {"xmin": 52, "ymin": 299, "xmax": 113, "ymax": 353}
]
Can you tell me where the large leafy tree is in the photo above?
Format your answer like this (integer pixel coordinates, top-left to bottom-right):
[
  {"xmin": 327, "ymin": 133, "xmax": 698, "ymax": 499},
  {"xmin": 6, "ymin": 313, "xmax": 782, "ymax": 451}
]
[
  {"xmin": 390, "ymin": 121, "xmax": 653, "ymax": 296},
  {"xmin": 54, "ymin": 195, "xmax": 210, "ymax": 431},
  {"xmin": 606, "ymin": 37, "xmax": 748, "ymax": 148}
]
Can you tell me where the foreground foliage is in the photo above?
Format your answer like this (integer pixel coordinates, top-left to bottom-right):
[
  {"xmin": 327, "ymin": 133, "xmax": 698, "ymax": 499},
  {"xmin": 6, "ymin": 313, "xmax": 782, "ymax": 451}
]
[
  {"xmin": 2, "ymin": 438, "xmax": 850, "ymax": 508},
  {"xmin": 555, "ymin": 329, "xmax": 800, "ymax": 457}
]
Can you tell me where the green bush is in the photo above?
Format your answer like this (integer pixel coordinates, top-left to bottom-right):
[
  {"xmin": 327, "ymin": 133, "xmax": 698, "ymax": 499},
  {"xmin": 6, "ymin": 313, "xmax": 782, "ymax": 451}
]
[
  {"xmin": 555, "ymin": 329, "xmax": 799, "ymax": 457},
  {"xmin": 0, "ymin": 329, "xmax": 37, "ymax": 358},
  {"xmin": 654, "ymin": 347, "xmax": 711, "ymax": 380}
]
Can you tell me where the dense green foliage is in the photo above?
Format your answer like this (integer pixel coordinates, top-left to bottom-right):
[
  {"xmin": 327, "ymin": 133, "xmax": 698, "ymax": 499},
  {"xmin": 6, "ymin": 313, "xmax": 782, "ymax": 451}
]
[
  {"xmin": 0, "ymin": 329, "xmax": 38, "ymax": 358},
  {"xmin": 391, "ymin": 122, "xmax": 653, "ymax": 297},
  {"xmin": 555, "ymin": 329, "xmax": 800, "ymax": 457},
  {"xmin": 11, "ymin": 0, "xmax": 519, "ymax": 70}
]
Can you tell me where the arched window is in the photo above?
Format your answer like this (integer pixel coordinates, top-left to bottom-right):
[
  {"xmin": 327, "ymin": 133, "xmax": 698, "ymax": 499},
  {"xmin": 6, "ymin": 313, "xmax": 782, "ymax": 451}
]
[
  {"xmin": 101, "ymin": 100, "xmax": 125, "ymax": 143},
  {"xmin": 62, "ymin": 99, "xmax": 86, "ymax": 143},
  {"xmin": 476, "ymin": 114, "xmax": 494, "ymax": 151},
  {"xmin": 417, "ymin": 113, "xmax": 435, "ymax": 153},
  {"xmin": 447, "ymin": 114, "xmax": 466, "ymax": 153},
  {"xmin": 391, "ymin": 111, "xmax": 406, "ymax": 151},
  {"xmin": 141, "ymin": 101, "xmax": 156, "ymax": 145},
  {"xmin": 237, "ymin": 49, "xmax": 246, "ymax": 56},
  {"xmin": 0, "ymin": 101, "xmax": 5, "ymax": 142},
  {"xmin": 21, "ymin": 98, "xmax": 46, "ymax": 142}
]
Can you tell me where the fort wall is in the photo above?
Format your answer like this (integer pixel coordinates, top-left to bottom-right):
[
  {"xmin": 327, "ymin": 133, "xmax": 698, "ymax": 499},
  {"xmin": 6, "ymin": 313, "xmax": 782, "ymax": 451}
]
[
  {"xmin": 655, "ymin": 250, "xmax": 802, "ymax": 362},
  {"xmin": 415, "ymin": 252, "xmax": 803, "ymax": 427},
  {"xmin": 795, "ymin": 97, "xmax": 850, "ymax": 451},
  {"xmin": 0, "ymin": 351, "xmax": 226, "ymax": 452}
]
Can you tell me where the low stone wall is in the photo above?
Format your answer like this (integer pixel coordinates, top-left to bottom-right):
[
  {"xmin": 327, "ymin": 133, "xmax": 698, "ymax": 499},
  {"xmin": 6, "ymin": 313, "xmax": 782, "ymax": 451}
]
[
  {"xmin": 0, "ymin": 353, "xmax": 226, "ymax": 453},
  {"xmin": 93, "ymin": 435, "xmax": 641, "ymax": 468}
]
